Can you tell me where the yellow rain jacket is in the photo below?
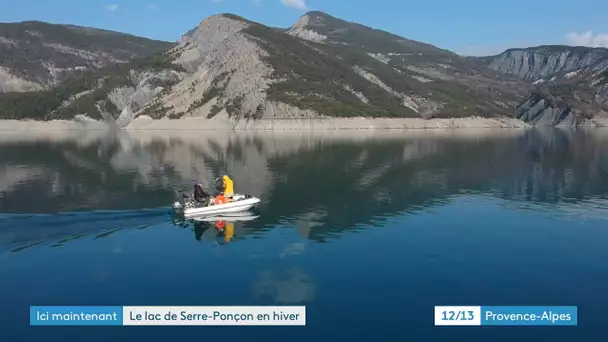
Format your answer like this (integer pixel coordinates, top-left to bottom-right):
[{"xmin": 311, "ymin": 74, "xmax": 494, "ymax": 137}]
[{"xmin": 223, "ymin": 175, "xmax": 234, "ymax": 197}]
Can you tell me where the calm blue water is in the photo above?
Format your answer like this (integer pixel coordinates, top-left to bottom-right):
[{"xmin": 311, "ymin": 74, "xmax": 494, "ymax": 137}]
[{"xmin": 1, "ymin": 129, "xmax": 607, "ymax": 341}]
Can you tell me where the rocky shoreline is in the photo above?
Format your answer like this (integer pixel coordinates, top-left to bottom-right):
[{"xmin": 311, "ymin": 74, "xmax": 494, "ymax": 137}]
[
  {"xmin": 0, "ymin": 118, "xmax": 109, "ymax": 131},
  {"xmin": 0, "ymin": 115, "xmax": 532, "ymax": 131}
]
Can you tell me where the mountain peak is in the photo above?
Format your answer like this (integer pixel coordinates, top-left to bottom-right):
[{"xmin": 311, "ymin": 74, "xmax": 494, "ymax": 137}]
[
  {"xmin": 303, "ymin": 10, "xmax": 328, "ymax": 16},
  {"xmin": 191, "ymin": 13, "xmax": 252, "ymax": 27},
  {"xmin": 302, "ymin": 11, "xmax": 333, "ymax": 20},
  {"xmin": 296, "ymin": 11, "xmax": 344, "ymax": 28},
  {"xmin": 216, "ymin": 13, "xmax": 250, "ymax": 22},
  {"xmin": 287, "ymin": 12, "xmax": 330, "ymax": 43},
  {"xmin": 180, "ymin": 13, "xmax": 251, "ymax": 43},
  {"xmin": 287, "ymin": 11, "xmax": 445, "ymax": 55}
]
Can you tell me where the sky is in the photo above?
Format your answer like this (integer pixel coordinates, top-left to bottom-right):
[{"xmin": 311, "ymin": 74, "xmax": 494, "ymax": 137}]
[{"xmin": 1, "ymin": 0, "xmax": 607, "ymax": 56}]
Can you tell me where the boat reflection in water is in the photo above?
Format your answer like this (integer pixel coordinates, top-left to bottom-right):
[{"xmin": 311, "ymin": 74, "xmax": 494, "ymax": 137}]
[{"xmin": 172, "ymin": 211, "xmax": 260, "ymax": 246}]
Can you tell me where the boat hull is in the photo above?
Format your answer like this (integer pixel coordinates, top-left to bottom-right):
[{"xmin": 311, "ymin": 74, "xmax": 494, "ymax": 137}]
[
  {"xmin": 193, "ymin": 213, "xmax": 259, "ymax": 222},
  {"xmin": 173, "ymin": 195, "xmax": 261, "ymax": 218}
]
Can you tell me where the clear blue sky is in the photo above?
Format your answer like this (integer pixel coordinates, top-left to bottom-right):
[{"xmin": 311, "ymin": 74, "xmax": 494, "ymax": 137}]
[{"xmin": 1, "ymin": 0, "xmax": 607, "ymax": 56}]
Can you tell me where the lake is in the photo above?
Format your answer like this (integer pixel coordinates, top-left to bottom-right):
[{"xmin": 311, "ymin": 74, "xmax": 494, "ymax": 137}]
[{"xmin": 1, "ymin": 128, "xmax": 607, "ymax": 341}]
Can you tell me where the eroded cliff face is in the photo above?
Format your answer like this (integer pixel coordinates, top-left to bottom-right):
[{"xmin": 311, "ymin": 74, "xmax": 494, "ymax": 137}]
[
  {"xmin": 483, "ymin": 48, "xmax": 606, "ymax": 81},
  {"xmin": 476, "ymin": 46, "xmax": 608, "ymax": 126},
  {"xmin": 110, "ymin": 69, "xmax": 185, "ymax": 126},
  {"xmin": 515, "ymin": 96, "xmax": 593, "ymax": 127},
  {"xmin": 513, "ymin": 63, "xmax": 608, "ymax": 127}
]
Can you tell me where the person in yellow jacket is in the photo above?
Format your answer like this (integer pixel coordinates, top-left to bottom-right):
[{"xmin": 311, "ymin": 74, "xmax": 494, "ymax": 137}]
[{"xmin": 222, "ymin": 175, "xmax": 234, "ymax": 198}]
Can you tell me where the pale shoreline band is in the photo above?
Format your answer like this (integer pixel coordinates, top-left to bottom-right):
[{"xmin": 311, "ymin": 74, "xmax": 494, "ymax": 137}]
[{"xmin": 0, "ymin": 115, "xmax": 532, "ymax": 131}]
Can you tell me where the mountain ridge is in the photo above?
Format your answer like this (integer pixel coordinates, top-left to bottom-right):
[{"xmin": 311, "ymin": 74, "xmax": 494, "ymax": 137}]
[
  {"xmin": 0, "ymin": 20, "xmax": 175, "ymax": 92},
  {"xmin": 9, "ymin": 20, "xmax": 167, "ymax": 41},
  {"xmin": 487, "ymin": 45, "xmax": 608, "ymax": 57},
  {"xmin": 0, "ymin": 11, "xmax": 606, "ymax": 127},
  {"xmin": 140, "ymin": 11, "xmax": 529, "ymax": 123}
]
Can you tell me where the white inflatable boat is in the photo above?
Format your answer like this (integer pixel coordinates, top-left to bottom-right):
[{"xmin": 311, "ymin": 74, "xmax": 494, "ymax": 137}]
[
  {"xmin": 172, "ymin": 194, "xmax": 261, "ymax": 218},
  {"xmin": 192, "ymin": 212, "xmax": 260, "ymax": 222}
]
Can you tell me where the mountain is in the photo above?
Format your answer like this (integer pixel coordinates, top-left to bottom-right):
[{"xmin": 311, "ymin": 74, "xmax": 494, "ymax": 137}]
[
  {"xmin": 476, "ymin": 45, "xmax": 608, "ymax": 81},
  {"xmin": 474, "ymin": 46, "xmax": 608, "ymax": 125},
  {"xmin": 138, "ymin": 12, "xmax": 528, "ymax": 123},
  {"xmin": 0, "ymin": 21, "xmax": 175, "ymax": 92},
  {"xmin": 4, "ymin": 12, "xmax": 607, "ymax": 127}
]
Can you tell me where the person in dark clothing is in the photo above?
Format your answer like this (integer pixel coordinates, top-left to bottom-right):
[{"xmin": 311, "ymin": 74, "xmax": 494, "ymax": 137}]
[{"xmin": 193, "ymin": 182, "xmax": 211, "ymax": 205}]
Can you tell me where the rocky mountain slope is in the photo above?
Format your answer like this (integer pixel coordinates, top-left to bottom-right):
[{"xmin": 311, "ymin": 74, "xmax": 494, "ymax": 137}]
[
  {"xmin": 0, "ymin": 21, "xmax": 174, "ymax": 92},
  {"xmin": 2, "ymin": 12, "xmax": 534, "ymax": 125},
  {"xmin": 137, "ymin": 12, "xmax": 529, "ymax": 123},
  {"xmin": 474, "ymin": 46, "xmax": 608, "ymax": 126},
  {"xmin": 0, "ymin": 52, "xmax": 186, "ymax": 121},
  {"xmin": 6, "ymin": 12, "xmax": 608, "ymax": 127},
  {"xmin": 476, "ymin": 46, "xmax": 608, "ymax": 82},
  {"xmin": 514, "ymin": 70, "xmax": 608, "ymax": 126}
]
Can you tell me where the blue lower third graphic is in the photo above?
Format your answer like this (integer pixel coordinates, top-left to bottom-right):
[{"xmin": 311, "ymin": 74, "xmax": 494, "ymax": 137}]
[
  {"xmin": 435, "ymin": 306, "xmax": 578, "ymax": 326},
  {"xmin": 30, "ymin": 306, "xmax": 123, "ymax": 326},
  {"xmin": 481, "ymin": 306, "xmax": 577, "ymax": 326}
]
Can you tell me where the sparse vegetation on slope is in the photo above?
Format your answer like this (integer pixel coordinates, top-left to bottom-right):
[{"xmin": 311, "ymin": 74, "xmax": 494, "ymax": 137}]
[
  {"xmin": 0, "ymin": 52, "xmax": 184, "ymax": 120},
  {"xmin": 247, "ymin": 24, "xmax": 418, "ymax": 117},
  {"xmin": 0, "ymin": 21, "xmax": 175, "ymax": 86},
  {"xmin": 246, "ymin": 20, "xmax": 516, "ymax": 118}
]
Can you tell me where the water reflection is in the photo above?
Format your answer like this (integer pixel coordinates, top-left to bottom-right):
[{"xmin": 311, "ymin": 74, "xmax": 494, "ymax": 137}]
[
  {"xmin": 253, "ymin": 268, "xmax": 316, "ymax": 304},
  {"xmin": 187, "ymin": 213, "xmax": 260, "ymax": 246},
  {"xmin": 1, "ymin": 128, "xmax": 608, "ymax": 250}
]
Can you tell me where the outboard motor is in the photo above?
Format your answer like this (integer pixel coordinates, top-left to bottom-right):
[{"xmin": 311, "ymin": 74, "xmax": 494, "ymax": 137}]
[{"xmin": 172, "ymin": 190, "xmax": 187, "ymax": 212}]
